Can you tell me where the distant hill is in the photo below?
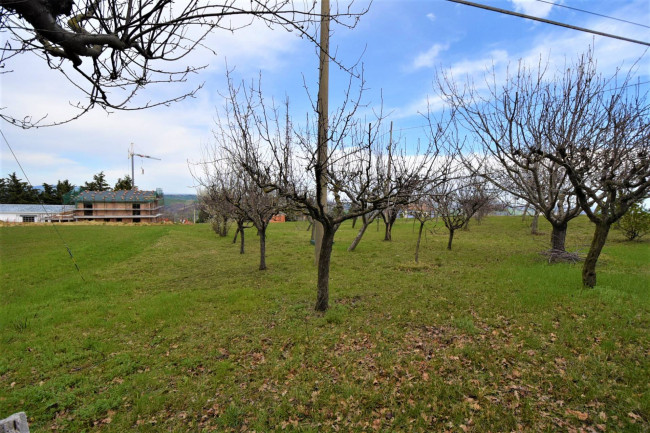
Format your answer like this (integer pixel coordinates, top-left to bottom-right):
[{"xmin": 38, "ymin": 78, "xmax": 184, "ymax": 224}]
[
  {"xmin": 163, "ymin": 194, "xmax": 197, "ymax": 204},
  {"xmin": 162, "ymin": 194, "xmax": 199, "ymax": 222}
]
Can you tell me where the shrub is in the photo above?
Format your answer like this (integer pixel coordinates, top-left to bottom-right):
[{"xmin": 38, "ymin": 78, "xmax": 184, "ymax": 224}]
[{"xmin": 617, "ymin": 203, "xmax": 650, "ymax": 241}]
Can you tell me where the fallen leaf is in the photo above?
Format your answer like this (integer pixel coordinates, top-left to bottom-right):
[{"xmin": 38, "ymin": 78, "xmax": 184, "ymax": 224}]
[{"xmin": 566, "ymin": 409, "xmax": 589, "ymax": 421}]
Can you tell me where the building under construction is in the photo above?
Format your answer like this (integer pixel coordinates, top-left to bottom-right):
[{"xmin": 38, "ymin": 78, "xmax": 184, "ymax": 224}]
[{"xmin": 65, "ymin": 189, "xmax": 164, "ymax": 223}]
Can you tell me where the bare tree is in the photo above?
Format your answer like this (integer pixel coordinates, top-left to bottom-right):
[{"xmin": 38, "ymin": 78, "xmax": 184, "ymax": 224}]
[
  {"xmin": 0, "ymin": 0, "xmax": 367, "ymax": 126},
  {"xmin": 214, "ymin": 75, "xmax": 450, "ymax": 311},
  {"xmin": 346, "ymin": 132, "xmax": 424, "ymax": 252},
  {"xmin": 433, "ymin": 174, "xmax": 492, "ymax": 250},
  {"xmin": 410, "ymin": 196, "xmax": 436, "ymax": 263},
  {"xmin": 439, "ymin": 59, "xmax": 585, "ymax": 257},
  {"xmin": 194, "ymin": 156, "xmax": 283, "ymax": 270},
  {"xmin": 538, "ymin": 53, "xmax": 650, "ymax": 287}
]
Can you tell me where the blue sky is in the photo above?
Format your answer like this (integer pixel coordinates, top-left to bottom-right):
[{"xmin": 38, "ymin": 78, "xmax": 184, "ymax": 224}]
[{"xmin": 1, "ymin": 0, "xmax": 649, "ymax": 193}]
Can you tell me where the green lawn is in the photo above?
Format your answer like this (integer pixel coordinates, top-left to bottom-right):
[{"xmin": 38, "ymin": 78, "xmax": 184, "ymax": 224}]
[{"xmin": 1, "ymin": 216, "xmax": 648, "ymax": 432}]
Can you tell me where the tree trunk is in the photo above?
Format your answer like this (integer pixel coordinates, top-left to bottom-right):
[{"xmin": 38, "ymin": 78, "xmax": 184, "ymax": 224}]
[
  {"xmin": 259, "ymin": 225, "xmax": 267, "ymax": 271},
  {"xmin": 315, "ymin": 225, "xmax": 335, "ymax": 311},
  {"xmin": 239, "ymin": 224, "xmax": 245, "ymax": 254},
  {"xmin": 384, "ymin": 220, "xmax": 392, "ymax": 241},
  {"xmin": 447, "ymin": 228, "xmax": 454, "ymax": 250},
  {"xmin": 550, "ymin": 221, "xmax": 567, "ymax": 252},
  {"xmin": 415, "ymin": 221, "xmax": 425, "ymax": 263},
  {"xmin": 348, "ymin": 216, "xmax": 373, "ymax": 251},
  {"xmin": 582, "ymin": 222, "xmax": 611, "ymax": 288},
  {"xmin": 531, "ymin": 211, "xmax": 539, "ymax": 235},
  {"xmin": 351, "ymin": 216, "xmax": 357, "ymax": 229},
  {"xmin": 232, "ymin": 225, "xmax": 240, "ymax": 244}
]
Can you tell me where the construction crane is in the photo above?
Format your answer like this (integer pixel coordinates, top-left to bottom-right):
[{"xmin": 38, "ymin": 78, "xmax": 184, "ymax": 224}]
[{"xmin": 128, "ymin": 143, "xmax": 161, "ymax": 189}]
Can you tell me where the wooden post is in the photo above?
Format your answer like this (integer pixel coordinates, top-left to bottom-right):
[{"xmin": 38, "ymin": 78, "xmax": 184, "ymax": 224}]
[{"xmin": 314, "ymin": 0, "xmax": 330, "ymax": 265}]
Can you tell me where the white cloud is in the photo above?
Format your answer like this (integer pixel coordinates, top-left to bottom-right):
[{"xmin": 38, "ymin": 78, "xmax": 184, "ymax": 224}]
[
  {"xmin": 426, "ymin": 13, "xmax": 436, "ymax": 22},
  {"xmin": 411, "ymin": 43, "xmax": 450, "ymax": 70},
  {"xmin": 509, "ymin": 0, "xmax": 554, "ymax": 18}
]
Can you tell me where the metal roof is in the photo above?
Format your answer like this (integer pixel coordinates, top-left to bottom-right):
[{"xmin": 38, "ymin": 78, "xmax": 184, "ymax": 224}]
[
  {"xmin": 74, "ymin": 190, "xmax": 161, "ymax": 203},
  {"xmin": 0, "ymin": 204, "xmax": 74, "ymax": 214}
]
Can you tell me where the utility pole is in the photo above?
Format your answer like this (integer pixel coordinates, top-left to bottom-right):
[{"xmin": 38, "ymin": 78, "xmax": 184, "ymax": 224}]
[
  {"xmin": 314, "ymin": 0, "xmax": 330, "ymax": 265},
  {"xmin": 128, "ymin": 143, "xmax": 161, "ymax": 189}
]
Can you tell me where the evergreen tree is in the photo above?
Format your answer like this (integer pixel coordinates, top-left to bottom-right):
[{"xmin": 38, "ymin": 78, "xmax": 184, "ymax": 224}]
[
  {"xmin": 3, "ymin": 173, "xmax": 39, "ymax": 203},
  {"xmin": 0, "ymin": 178, "xmax": 8, "ymax": 203},
  {"xmin": 84, "ymin": 172, "xmax": 111, "ymax": 191},
  {"xmin": 56, "ymin": 180, "xmax": 75, "ymax": 202},
  {"xmin": 40, "ymin": 183, "xmax": 60, "ymax": 204},
  {"xmin": 114, "ymin": 175, "xmax": 133, "ymax": 191}
]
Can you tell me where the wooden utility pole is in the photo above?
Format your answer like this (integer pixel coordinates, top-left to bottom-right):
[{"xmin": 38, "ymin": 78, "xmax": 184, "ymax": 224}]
[{"xmin": 314, "ymin": 0, "xmax": 330, "ymax": 265}]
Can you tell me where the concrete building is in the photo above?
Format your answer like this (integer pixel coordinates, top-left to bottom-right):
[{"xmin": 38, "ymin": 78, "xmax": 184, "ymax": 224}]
[{"xmin": 71, "ymin": 189, "xmax": 164, "ymax": 223}]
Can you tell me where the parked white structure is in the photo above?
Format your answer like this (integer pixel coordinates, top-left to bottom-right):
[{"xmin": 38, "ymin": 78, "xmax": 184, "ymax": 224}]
[{"xmin": 0, "ymin": 204, "xmax": 75, "ymax": 223}]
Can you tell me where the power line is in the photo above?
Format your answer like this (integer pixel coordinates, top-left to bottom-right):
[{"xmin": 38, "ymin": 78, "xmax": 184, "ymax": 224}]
[
  {"xmin": 535, "ymin": 0, "xmax": 650, "ymax": 29},
  {"xmin": 0, "ymin": 129, "xmax": 86, "ymax": 282},
  {"xmin": 446, "ymin": 0, "xmax": 650, "ymax": 47}
]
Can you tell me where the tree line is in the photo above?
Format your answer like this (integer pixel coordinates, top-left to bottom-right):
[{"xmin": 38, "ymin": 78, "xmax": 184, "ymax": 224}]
[{"xmin": 0, "ymin": 172, "xmax": 134, "ymax": 204}]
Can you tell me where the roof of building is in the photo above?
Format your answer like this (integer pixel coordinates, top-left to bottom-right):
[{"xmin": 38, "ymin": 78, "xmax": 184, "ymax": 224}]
[
  {"xmin": 0, "ymin": 204, "xmax": 74, "ymax": 214},
  {"xmin": 74, "ymin": 189, "xmax": 162, "ymax": 203}
]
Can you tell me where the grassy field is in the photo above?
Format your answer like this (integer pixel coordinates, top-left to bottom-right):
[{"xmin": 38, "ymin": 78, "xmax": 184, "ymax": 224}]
[{"xmin": 1, "ymin": 216, "xmax": 648, "ymax": 432}]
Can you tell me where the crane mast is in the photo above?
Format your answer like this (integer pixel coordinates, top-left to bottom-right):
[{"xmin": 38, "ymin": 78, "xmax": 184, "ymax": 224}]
[{"xmin": 128, "ymin": 143, "xmax": 161, "ymax": 189}]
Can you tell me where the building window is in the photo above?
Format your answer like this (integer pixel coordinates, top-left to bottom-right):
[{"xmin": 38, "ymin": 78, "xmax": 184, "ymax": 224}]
[
  {"xmin": 84, "ymin": 202, "xmax": 93, "ymax": 216},
  {"xmin": 104, "ymin": 218, "xmax": 110, "ymax": 222},
  {"xmin": 21, "ymin": 215, "xmax": 35, "ymax": 223},
  {"xmin": 133, "ymin": 218, "xmax": 141, "ymax": 223},
  {"xmin": 133, "ymin": 203, "xmax": 141, "ymax": 216},
  {"xmin": 116, "ymin": 218, "xmax": 122, "ymax": 222}
]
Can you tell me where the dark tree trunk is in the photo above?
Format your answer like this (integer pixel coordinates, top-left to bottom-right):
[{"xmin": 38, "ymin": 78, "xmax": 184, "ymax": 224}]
[
  {"xmin": 583, "ymin": 222, "xmax": 611, "ymax": 288},
  {"xmin": 447, "ymin": 228, "xmax": 454, "ymax": 250},
  {"xmin": 232, "ymin": 226, "xmax": 240, "ymax": 244},
  {"xmin": 531, "ymin": 211, "xmax": 539, "ymax": 235},
  {"xmin": 348, "ymin": 218, "xmax": 371, "ymax": 251},
  {"xmin": 315, "ymin": 225, "xmax": 335, "ymax": 312},
  {"xmin": 415, "ymin": 221, "xmax": 425, "ymax": 263},
  {"xmin": 383, "ymin": 209, "xmax": 398, "ymax": 241},
  {"xmin": 550, "ymin": 221, "xmax": 567, "ymax": 252},
  {"xmin": 239, "ymin": 224, "xmax": 245, "ymax": 254},
  {"xmin": 259, "ymin": 225, "xmax": 267, "ymax": 271},
  {"xmin": 351, "ymin": 216, "xmax": 357, "ymax": 229}
]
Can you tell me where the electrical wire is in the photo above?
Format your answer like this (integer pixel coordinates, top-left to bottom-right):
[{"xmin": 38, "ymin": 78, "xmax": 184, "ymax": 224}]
[
  {"xmin": 446, "ymin": 0, "xmax": 650, "ymax": 47},
  {"xmin": 1, "ymin": 129, "xmax": 86, "ymax": 282},
  {"xmin": 535, "ymin": 0, "xmax": 650, "ymax": 29}
]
